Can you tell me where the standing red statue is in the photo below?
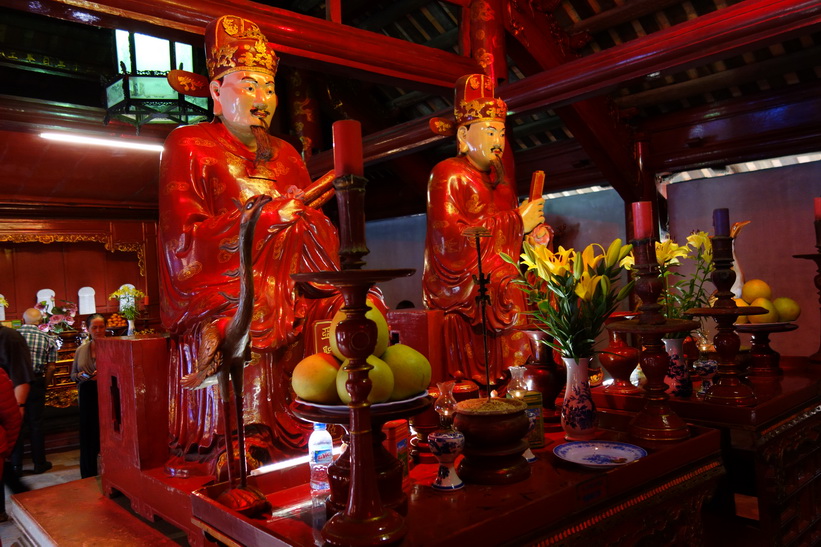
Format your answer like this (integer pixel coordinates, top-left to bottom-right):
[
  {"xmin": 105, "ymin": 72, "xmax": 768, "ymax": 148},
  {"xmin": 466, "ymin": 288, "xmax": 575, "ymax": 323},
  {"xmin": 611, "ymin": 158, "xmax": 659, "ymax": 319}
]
[
  {"xmin": 423, "ymin": 74, "xmax": 545, "ymax": 383},
  {"xmin": 160, "ymin": 15, "xmax": 346, "ymax": 467}
]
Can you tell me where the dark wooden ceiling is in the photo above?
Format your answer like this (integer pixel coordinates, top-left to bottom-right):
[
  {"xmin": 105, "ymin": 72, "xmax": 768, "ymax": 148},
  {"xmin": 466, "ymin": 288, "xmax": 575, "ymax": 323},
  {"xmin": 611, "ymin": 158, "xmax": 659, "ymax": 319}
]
[{"xmin": 0, "ymin": 0, "xmax": 819, "ymax": 222}]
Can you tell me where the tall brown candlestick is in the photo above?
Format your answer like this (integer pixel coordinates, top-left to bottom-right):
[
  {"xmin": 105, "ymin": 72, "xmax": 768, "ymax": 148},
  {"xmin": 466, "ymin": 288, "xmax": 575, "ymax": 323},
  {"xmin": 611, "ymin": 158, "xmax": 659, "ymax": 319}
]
[
  {"xmin": 688, "ymin": 235, "xmax": 766, "ymax": 405},
  {"xmin": 609, "ymin": 237, "xmax": 695, "ymax": 442},
  {"xmin": 793, "ymin": 249, "xmax": 821, "ymax": 362},
  {"xmin": 334, "ymin": 174, "xmax": 369, "ymax": 269}
]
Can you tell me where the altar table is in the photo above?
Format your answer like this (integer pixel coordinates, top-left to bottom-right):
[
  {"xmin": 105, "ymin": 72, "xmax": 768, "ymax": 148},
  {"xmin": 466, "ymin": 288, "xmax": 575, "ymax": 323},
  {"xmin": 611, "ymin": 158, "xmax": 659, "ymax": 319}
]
[
  {"xmin": 190, "ymin": 412, "xmax": 723, "ymax": 546},
  {"xmin": 592, "ymin": 356, "xmax": 821, "ymax": 546}
]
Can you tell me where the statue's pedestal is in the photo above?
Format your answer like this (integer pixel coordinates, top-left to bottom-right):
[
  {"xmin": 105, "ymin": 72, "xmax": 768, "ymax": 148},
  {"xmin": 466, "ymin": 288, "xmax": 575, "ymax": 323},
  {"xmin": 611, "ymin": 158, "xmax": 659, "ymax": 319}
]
[{"xmin": 96, "ymin": 336, "xmax": 214, "ymax": 547}]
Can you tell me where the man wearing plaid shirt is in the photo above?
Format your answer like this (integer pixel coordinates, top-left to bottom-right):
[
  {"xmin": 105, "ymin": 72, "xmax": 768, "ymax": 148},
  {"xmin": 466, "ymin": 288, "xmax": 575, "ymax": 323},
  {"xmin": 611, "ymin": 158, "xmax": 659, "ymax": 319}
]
[{"xmin": 14, "ymin": 308, "xmax": 57, "ymax": 474}]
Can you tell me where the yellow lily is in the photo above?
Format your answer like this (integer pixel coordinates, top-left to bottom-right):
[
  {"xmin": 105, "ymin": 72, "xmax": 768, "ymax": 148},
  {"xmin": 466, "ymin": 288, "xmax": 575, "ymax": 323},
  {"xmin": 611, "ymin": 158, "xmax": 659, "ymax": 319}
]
[
  {"xmin": 655, "ymin": 238, "xmax": 689, "ymax": 268},
  {"xmin": 580, "ymin": 243, "xmax": 605, "ymax": 272},
  {"xmin": 686, "ymin": 230, "xmax": 712, "ymax": 264},
  {"xmin": 574, "ymin": 271, "xmax": 602, "ymax": 302}
]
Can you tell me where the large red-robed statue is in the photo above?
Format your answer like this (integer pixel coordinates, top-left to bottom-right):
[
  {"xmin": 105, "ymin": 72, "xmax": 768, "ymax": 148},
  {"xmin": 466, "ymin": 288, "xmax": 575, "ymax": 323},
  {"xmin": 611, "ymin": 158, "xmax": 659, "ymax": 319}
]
[
  {"xmin": 423, "ymin": 74, "xmax": 544, "ymax": 382},
  {"xmin": 160, "ymin": 15, "xmax": 343, "ymax": 464}
]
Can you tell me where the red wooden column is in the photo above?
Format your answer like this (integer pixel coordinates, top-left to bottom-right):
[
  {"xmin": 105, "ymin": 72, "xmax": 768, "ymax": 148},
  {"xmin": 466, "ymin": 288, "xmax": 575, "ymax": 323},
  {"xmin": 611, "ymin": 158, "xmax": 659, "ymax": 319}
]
[
  {"xmin": 285, "ymin": 68, "xmax": 323, "ymax": 160},
  {"xmin": 467, "ymin": 0, "xmax": 507, "ymax": 85}
]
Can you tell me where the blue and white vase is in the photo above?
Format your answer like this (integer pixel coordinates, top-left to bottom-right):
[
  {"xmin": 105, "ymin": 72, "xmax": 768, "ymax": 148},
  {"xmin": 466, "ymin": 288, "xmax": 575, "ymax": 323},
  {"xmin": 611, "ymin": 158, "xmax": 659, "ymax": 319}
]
[
  {"xmin": 561, "ymin": 357, "xmax": 596, "ymax": 441},
  {"xmin": 428, "ymin": 428, "xmax": 465, "ymax": 491},
  {"xmin": 663, "ymin": 338, "xmax": 692, "ymax": 398}
]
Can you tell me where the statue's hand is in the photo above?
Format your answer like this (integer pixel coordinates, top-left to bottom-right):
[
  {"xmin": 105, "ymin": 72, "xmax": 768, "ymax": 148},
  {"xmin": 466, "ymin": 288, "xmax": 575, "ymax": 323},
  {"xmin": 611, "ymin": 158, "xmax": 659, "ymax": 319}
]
[
  {"xmin": 519, "ymin": 197, "xmax": 545, "ymax": 234},
  {"xmin": 284, "ymin": 185, "xmax": 306, "ymax": 201},
  {"xmin": 262, "ymin": 197, "xmax": 306, "ymax": 230}
]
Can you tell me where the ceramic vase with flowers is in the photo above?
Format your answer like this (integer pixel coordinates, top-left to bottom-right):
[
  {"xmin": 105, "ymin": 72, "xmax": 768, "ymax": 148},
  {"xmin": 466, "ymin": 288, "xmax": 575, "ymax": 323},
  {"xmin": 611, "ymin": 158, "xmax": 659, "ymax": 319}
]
[
  {"xmin": 110, "ymin": 285, "xmax": 146, "ymax": 335},
  {"xmin": 504, "ymin": 238, "xmax": 634, "ymax": 441}
]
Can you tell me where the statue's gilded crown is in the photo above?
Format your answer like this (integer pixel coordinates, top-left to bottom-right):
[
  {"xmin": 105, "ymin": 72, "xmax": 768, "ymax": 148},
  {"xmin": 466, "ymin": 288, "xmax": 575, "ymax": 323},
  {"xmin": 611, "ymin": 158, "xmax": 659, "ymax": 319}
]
[
  {"xmin": 430, "ymin": 74, "xmax": 507, "ymax": 136},
  {"xmin": 205, "ymin": 15, "xmax": 278, "ymax": 81}
]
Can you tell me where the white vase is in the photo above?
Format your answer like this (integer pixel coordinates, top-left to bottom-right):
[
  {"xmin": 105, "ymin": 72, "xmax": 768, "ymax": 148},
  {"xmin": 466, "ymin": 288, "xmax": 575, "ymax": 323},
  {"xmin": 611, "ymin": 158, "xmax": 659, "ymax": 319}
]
[
  {"xmin": 127, "ymin": 319, "xmax": 135, "ymax": 336},
  {"xmin": 560, "ymin": 357, "xmax": 597, "ymax": 441}
]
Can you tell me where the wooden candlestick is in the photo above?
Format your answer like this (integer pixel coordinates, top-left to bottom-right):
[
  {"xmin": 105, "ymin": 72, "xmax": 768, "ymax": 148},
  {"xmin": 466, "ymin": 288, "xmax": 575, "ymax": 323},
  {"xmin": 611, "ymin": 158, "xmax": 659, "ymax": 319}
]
[
  {"xmin": 334, "ymin": 174, "xmax": 369, "ymax": 270},
  {"xmin": 793, "ymin": 251, "xmax": 821, "ymax": 362},
  {"xmin": 293, "ymin": 270, "xmax": 413, "ymax": 546},
  {"xmin": 687, "ymin": 235, "xmax": 766, "ymax": 405},
  {"xmin": 609, "ymin": 237, "xmax": 695, "ymax": 442}
]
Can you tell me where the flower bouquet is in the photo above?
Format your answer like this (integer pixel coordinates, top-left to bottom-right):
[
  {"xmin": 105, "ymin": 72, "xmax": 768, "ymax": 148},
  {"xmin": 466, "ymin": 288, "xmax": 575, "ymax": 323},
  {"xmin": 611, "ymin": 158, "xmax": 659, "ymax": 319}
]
[
  {"xmin": 503, "ymin": 239, "xmax": 634, "ymax": 440},
  {"xmin": 36, "ymin": 299, "xmax": 77, "ymax": 334},
  {"xmin": 109, "ymin": 286, "xmax": 146, "ymax": 335},
  {"xmin": 109, "ymin": 286, "xmax": 146, "ymax": 321}
]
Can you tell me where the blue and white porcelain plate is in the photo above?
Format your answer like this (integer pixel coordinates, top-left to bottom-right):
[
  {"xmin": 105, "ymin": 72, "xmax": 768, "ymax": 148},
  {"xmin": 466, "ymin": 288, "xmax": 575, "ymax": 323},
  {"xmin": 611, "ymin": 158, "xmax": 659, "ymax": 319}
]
[{"xmin": 553, "ymin": 441, "xmax": 647, "ymax": 469}]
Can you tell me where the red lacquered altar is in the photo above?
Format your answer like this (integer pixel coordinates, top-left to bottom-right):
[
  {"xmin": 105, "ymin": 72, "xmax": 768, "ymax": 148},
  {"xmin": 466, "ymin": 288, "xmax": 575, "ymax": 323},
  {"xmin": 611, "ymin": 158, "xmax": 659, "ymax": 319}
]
[
  {"xmin": 593, "ymin": 356, "xmax": 821, "ymax": 545},
  {"xmin": 188, "ymin": 411, "xmax": 723, "ymax": 546}
]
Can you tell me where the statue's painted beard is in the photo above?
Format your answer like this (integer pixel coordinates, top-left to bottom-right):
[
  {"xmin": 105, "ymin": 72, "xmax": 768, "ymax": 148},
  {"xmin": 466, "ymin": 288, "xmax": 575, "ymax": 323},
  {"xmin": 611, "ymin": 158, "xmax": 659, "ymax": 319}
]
[
  {"xmin": 489, "ymin": 155, "xmax": 505, "ymax": 188},
  {"xmin": 251, "ymin": 122, "xmax": 273, "ymax": 167}
]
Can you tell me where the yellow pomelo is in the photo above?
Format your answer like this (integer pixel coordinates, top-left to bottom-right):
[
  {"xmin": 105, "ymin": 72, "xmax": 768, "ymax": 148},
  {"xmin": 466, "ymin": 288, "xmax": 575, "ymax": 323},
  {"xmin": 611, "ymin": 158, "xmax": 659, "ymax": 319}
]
[
  {"xmin": 733, "ymin": 298, "xmax": 749, "ymax": 324},
  {"xmin": 749, "ymin": 297, "xmax": 778, "ymax": 323},
  {"xmin": 381, "ymin": 344, "xmax": 432, "ymax": 401},
  {"xmin": 329, "ymin": 301, "xmax": 389, "ymax": 361},
  {"xmin": 336, "ymin": 355, "xmax": 394, "ymax": 404},
  {"xmin": 741, "ymin": 279, "xmax": 772, "ymax": 304},
  {"xmin": 292, "ymin": 352, "xmax": 342, "ymax": 404},
  {"xmin": 773, "ymin": 297, "xmax": 801, "ymax": 322}
]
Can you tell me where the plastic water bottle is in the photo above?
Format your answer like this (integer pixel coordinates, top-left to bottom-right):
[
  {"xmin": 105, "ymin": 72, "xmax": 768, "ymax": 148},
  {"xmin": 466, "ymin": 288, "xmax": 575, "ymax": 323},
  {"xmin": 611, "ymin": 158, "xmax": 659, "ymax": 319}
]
[{"xmin": 308, "ymin": 423, "xmax": 333, "ymax": 494}]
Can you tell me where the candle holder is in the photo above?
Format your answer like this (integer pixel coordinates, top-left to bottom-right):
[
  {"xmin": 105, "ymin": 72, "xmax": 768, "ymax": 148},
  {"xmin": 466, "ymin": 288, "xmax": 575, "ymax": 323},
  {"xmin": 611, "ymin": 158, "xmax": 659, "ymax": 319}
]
[
  {"xmin": 293, "ymin": 270, "xmax": 413, "ymax": 545},
  {"xmin": 333, "ymin": 174, "xmax": 370, "ymax": 270},
  {"xmin": 793, "ymin": 242, "xmax": 821, "ymax": 362},
  {"xmin": 608, "ymin": 238, "xmax": 696, "ymax": 442},
  {"xmin": 292, "ymin": 155, "xmax": 416, "ymax": 544},
  {"xmin": 687, "ymin": 235, "xmax": 766, "ymax": 405},
  {"xmin": 735, "ymin": 322, "xmax": 798, "ymax": 375}
]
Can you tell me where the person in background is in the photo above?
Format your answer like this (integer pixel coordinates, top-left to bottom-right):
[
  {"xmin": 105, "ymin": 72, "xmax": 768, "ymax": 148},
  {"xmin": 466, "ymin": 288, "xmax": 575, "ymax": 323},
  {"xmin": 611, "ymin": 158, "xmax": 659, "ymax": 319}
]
[
  {"xmin": 70, "ymin": 314, "xmax": 105, "ymax": 478},
  {"xmin": 0, "ymin": 368, "xmax": 23, "ymax": 522},
  {"xmin": 14, "ymin": 308, "xmax": 58, "ymax": 474},
  {"xmin": 424, "ymin": 74, "xmax": 544, "ymax": 383},
  {"xmin": 0, "ymin": 323, "xmax": 33, "ymax": 520}
]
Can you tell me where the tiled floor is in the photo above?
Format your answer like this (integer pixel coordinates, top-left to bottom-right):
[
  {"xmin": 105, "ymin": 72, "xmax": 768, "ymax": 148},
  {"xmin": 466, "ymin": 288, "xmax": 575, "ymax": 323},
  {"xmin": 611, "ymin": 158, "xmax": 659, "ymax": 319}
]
[{"xmin": 1, "ymin": 449, "xmax": 82, "ymax": 546}]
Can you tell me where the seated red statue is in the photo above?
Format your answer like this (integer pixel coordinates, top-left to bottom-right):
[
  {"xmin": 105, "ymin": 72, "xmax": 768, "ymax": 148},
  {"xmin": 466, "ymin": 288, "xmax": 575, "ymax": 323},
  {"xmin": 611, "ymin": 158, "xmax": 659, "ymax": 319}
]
[
  {"xmin": 424, "ymin": 74, "xmax": 545, "ymax": 384},
  {"xmin": 160, "ymin": 15, "xmax": 360, "ymax": 468}
]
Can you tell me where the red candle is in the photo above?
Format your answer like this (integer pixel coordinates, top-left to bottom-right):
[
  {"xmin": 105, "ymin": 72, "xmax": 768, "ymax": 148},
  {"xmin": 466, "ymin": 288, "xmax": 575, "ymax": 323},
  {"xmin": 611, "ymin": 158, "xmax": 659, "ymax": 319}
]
[
  {"xmin": 332, "ymin": 120, "xmax": 364, "ymax": 177},
  {"xmin": 632, "ymin": 201, "xmax": 653, "ymax": 239},
  {"xmin": 814, "ymin": 197, "xmax": 821, "ymax": 220}
]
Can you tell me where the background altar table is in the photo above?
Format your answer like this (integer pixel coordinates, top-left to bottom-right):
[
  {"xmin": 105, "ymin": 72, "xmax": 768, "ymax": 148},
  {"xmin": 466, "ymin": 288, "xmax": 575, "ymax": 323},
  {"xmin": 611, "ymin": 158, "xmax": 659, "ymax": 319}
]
[
  {"xmin": 190, "ymin": 412, "xmax": 723, "ymax": 546},
  {"xmin": 592, "ymin": 356, "xmax": 821, "ymax": 546}
]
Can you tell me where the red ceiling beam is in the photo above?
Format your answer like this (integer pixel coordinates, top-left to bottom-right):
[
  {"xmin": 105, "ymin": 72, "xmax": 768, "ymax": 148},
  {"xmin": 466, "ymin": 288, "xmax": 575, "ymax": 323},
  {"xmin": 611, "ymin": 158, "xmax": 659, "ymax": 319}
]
[
  {"xmin": 309, "ymin": 0, "xmax": 820, "ymax": 177},
  {"xmin": 501, "ymin": 0, "xmax": 821, "ymax": 115},
  {"xmin": 504, "ymin": 2, "xmax": 642, "ymax": 202},
  {"xmin": 1, "ymin": 0, "xmax": 479, "ymax": 90}
]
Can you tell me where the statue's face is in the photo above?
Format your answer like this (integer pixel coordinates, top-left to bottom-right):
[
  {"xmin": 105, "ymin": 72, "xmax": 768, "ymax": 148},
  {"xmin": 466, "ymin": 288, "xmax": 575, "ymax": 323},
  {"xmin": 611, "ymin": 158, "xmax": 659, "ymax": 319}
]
[
  {"xmin": 210, "ymin": 70, "xmax": 277, "ymax": 135},
  {"xmin": 458, "ymin": 120, "xmax": 505, "ymax": 172}
]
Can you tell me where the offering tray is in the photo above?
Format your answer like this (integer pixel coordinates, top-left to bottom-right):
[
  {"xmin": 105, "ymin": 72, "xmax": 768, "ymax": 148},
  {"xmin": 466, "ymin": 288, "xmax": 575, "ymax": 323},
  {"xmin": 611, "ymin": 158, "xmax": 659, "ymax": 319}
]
[{"xmin": 735, "ymin": 322, "xmax": 798, "ymax": 376}]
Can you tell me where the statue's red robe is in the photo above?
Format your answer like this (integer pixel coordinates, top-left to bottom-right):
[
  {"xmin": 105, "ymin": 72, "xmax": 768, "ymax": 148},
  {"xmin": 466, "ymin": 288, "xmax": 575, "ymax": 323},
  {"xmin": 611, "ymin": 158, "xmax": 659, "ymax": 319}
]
[
  {"xmin": 423, "ymin": 155, "xmax": 531, "ymax": 383},
  {"xmin": 159, "ymin": 120, "xmax": 344, "ymax": 461}
]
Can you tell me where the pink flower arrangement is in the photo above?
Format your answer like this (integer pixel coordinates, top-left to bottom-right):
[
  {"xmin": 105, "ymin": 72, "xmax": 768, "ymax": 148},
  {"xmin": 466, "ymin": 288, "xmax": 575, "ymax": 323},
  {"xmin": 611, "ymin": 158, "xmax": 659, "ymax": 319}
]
[{"xmin": 36, "ymin": 299, "xmax": 77, "ymax": 334}]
